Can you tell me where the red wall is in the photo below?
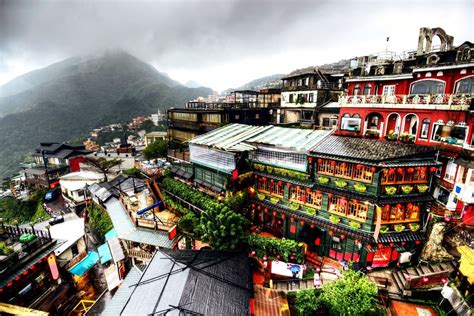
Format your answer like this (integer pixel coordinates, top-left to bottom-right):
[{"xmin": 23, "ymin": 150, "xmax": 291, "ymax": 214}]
[{"xmin": 68, "ymin": 156, "xmax": 86, "ymax": 172}]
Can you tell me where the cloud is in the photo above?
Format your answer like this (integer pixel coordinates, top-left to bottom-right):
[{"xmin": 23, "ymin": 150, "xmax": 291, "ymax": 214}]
[{"xmin": 0, "ymin": 0, "xmax": 472, "ymax": 91}]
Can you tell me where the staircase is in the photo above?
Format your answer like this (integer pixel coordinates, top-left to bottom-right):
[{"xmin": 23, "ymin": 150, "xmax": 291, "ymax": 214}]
[{"xmin": 272, "ymin": 278, "xmax": 315, "ymax": 292}]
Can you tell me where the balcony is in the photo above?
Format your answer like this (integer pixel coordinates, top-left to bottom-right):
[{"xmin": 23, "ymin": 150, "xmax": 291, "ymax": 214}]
[
  {"xmin": 454, "ymin": 183, "xmax": 474, "ymax": 204},
  {"xmin": 127, "ymin": 248, "xmax": 153, "ymax": 261},
  {"xmin": 283, "ymin": 82, "xmax": 341, "ymax": 92},
  {"xmin": 339, "ymin": 94, "xmax": 472, "ymax": 110}
]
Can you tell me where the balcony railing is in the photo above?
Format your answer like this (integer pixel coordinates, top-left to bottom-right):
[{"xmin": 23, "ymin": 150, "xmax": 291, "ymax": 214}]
[
  {"xmin": 283, "ymin": 82, "xmax": 341, "ymax": 91},
  {"xmin": 339, "ymin": 94, "xmax": 472, "ymax": 110},
  {"xmin": 127, "ymin": 248, "xmax": 153, "ymax": 261}
]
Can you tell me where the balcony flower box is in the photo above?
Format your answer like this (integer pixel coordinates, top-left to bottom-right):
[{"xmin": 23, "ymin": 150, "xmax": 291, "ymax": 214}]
[
  {"xmin": 270, "ymin": 197, "xmax": 280, "ymax": 204},
  {"xmin": 394, "ymin": 224, "xmax": 405, "ymax": 232},
  {"xmin": 354, "ymin": 183, "xmax": 367, "ymax": 192},
  {"xmin": 365, "ymin": 130, "xmax": 379, "ymax": 139},
  {"xmin": 257, "ymin": 193, "xmax": 266, "ymax": 201},
  {"xmin": 417, "ymin": 184, "xmax": 429, "ymax": 193},
  {"xmin": 304, "ymin": 207, "xmax": 316, "ymax": 216},
  {"xmin": 290, "ymin": 203, "xmax": 300, "ymax": 211},
  {"xmin": 385, "ymin": 131, "xmax": 398, "ymax": 141},
  {"xmin": 335, "ymin": 179, "xmax": 348, "ymax": 188},
  {"xmin": 380, "ymin": 225, "xmax": 389, "ymax": 234},
  {"xmin": 329, "ymin": 214, "xmax": 340, "ymax": 224},
  {"xmin": 349, "ymin": 221, "xmax": 361, "ymax": 229},
  {"xmin": 401, "ymin": 185, "xmax": 413, "ymax": 194},
  {"xmin": 318, "ymin": 176, "xmax": 330, "ymax": 184},
  {"xmin": 409, "ymin": 223, "xmax": 420, "ymax": 232},
  {"xmin": 385, "ymin": 186, "xmax": 397, "ymax": 195},
  {"xmin": 399, "ymin": 133, "xmax": 415, "ymax": 144}
]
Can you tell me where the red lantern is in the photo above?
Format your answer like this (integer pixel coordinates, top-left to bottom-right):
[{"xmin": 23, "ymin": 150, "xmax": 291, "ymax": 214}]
[
  {"xmin": 396, "ymin": 204, "xmax": 402, "ymax": 209},
  {"xmin": 308, "ymin": 157, "xmax": 313, "ymax": 163},
  {"xmin": 327, "ymin": 193, "xmax": 333, "ymax": 199},
  {"xmin": 420, "ymin": 167, "xmax": 427, "ymax": 172},
  {"xmin": 430, "ymin": 166, "xmax": 437, "ymax": 172},
  {"xmin": 401, "ymin": 241, "xmax": 406, "ymax": 246},
  {"xmin": 254, "ymin": 175, "xmax": 258, "ymax": 179},
  {"xmin": 328, "ymin": 230, "xmax": 334, "ymax": 236},
  {"xmin": 251, "ymin": 203, "xmax": 255, "ymax": 208},
  {"xmin": 257, "ymin": 206, "xmax": 261, "ymax": 210},
  {"xmin": 316, "ymin": 190, "xmax": 321, "ymax": 195},
  {"xmin": 377, "ymin": 244, "xmax": 383, "ymax": 249},
  {"xmin": 270, "ymin": 179, "xmax": 274, "ymax": 183},
  {"xmin": 278, "ymin": 180, "xmax": 282, "ymax": 186},
  {"xmin": 281, "ymin": 214, "xmax": 286, "ymax": 219},
  {"xmin": 310, "ymin": 224, "xmax": 315, "ymax": 229},
  {"xmin": 290, "ymin": 217, "xmax": 295, "ymax": 222},
  {"xmin": 397, "ymin": 167, "xmax": 404, "ymax": 174},
  {"xmin": 262, "ymin": 177, "xmax": 267, "ymax": 181},
  {"xmin": 300, "ymin": 221, "xmax": 305, "ymax": 226},
  {"xmin": 296, "ymin": 185, "xmax": 300, "ymax": 190},
  {"xmin": 273, "ymin": 211, "xmax": 277, "ymax": 216},
  {"xmin": 407, "ymin": 167, "xmax": 414, "ymax": 173},
  {"xmin": 341, "ymin": 162, "xmax": 346, "ymax": 168},
  {"xmin": 318, "ymin": 158, "xmax": 323, "ymax": 164},
  {"xmin": 356, "ymin": 164, "xmax": 363, "ymax": 170},
  {"xmin": 264, "ymin": 208, "xmax": 268, "ymax": 213},
  {"xmin": 330, "ymin": 161, "xmax": 336, "ymax": 166},
  {"xmin": 340, "ymin": 234, "xmax": 346, "ymax": 240},
  {"xmin": 15, "ymin": 276, "xmax": 20, "ymax": 281},
  {"xmin": 353, "ymin": 199, "xmax": 358, "ymax": 204},
  {"xmin": 370, "ymin": 167, "xmax": 376, "ymax": 173},
  {"xmin": 385, "ymin": 204, "xmax": 391, "ymax": 210},
  {"xmin": 390, "ymin": 242, "xmax": 394, "ymax": 247},
  {"xmin": 306, "ymin": 187, "xmax": 311, "ymax": 193},
  {"xmin": 286, "ymin": 182, "xmax": 292, "ymax": 188},
  {"xmin": 407, "ymin": 203, "xmax": 413, "ymax": 209},
  {"xmin": 423, "ymin": 277, "xmax": 429, "ymax": 282},
  {"xmin": 415, "ymin": 240, "xmax": 421, "ymax": 245}
]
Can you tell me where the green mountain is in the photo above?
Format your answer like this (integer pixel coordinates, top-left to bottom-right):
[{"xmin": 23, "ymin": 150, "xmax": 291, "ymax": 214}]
[{"xmin": 0, "ymin": 50, "xmax": 212, "ymax": 177}]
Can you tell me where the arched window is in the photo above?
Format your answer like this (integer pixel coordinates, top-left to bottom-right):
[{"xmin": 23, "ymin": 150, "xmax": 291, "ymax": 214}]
[
  {"xmin": 455, "ymin": 77, "xmax": 474, "ymax": 94},
  {"xmin": 410, "ymin": 80, "xmax": 445, "ymax": 95},
  {"xmin": 420, "ymin": 119, "xmax": 431, "ymax": 139},
  {"xmin": 353, "ymin": 84, "xmax": 361, "ymax": 96},
  {"xmin": 363, "ymin": 84, "xmax": 372, "ymax": 95}
]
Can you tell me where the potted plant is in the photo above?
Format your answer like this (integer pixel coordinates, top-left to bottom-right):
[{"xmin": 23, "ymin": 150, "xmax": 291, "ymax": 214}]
[
  {"xmin": 318, "ymin": 176, "xmax": 330, "ymax": 184},
  {"xmin": 380, "ymin": 225, "xmax": 389, "ymax": 233},
  {"xmin": 290, "ymin": 203, "xmax": 299, "ymax": 211},
  {"xmin": 394, "ymin": 224, "xmax": 405, "ymax": 232},
  {"xmin": 385, "ymin": 130, "xmax": 398, "ymax": 141},
  {"xmin": 409, "ymin": 223, "xmax": 420, "ymax": 232},
  {"xmin": 335, "ymin": 179, "xmax": 348, "ymax": 188},
  {"xmin": 349, "ymin": 221, "xmax": 361, "ymax": 229},
  {"xmin": 385, "ymin": 186, "xmax": 397, "ymax": 195},
  {"xmin": 270, "ymin": 197, "xmax": 280, "ymax": 204},
  {"xmin": 305, "ymin": 207, "xmax": 316, "ymax": 216},
  {"xmin": 329, "ymin": 214, "xmax": 340, "ymax": 224},
  {"xmin": 257, "ymin": 193, "xmax": 266, "ymax": 201},
  {"xmin": 266, "ymin": 166, "xmax": 273, "ymax": 173},
  {"xmin": 401, "ymin": 185, "xmax": 413, "ymax": 194},
  {"xmin": 417, "ymin": 184, "xmax": 429, "ymax": 193},
  {"xmin": 354, "ymin": 183, "xmax": 367, "ymax": 193}
]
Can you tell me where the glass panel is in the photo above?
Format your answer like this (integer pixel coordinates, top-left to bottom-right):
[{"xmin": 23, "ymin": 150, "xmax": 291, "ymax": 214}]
[
  {"xmin": 190, "ymin": 144, "xmax": 236, "ymax": 172},
  {"xmin": 410, "ymin": 80, "xmax": 445, "ymax": 95},
  {"xmin": 250, "ymin": 149, "xmax": 307, "ymax": 172}
]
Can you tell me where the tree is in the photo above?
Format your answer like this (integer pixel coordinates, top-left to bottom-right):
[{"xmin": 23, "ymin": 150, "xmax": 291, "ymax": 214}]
[
  {"xmin": 143, "ymin": 140, "xmax": 167, "ymax": 160},
  {"xmin": 295, "ymin": 289, "xmax": 322, "ymax": 316},
  {"xmin": 85, "ymin": 157, "xmax": 122, "ymax": 182},
  {"xmin": 319, "ymin": 269, "xmax": 378, "ymax": 316},
  {"xmin": 198, "ymin": 205, "xmax": 246, "ymax": 250}
]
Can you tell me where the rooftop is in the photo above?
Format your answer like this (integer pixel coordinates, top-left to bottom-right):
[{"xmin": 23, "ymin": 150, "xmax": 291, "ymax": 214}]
[
  {"xmin": 310, "ymin": 136, "xmax": 437, "ymax": 162},
  {"xmin": 102, "ymin": 250, "xmax": 251, "ymax": 316}
]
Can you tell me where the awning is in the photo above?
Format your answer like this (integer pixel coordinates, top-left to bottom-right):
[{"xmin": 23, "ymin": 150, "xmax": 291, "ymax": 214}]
[
  {"xmin": 98, "ymin": 243, "xmax": 112, "ymax": 264},
  {"xmin": 105, "ymin": 229, "xmax": 117, "ymax": 241},
  {"xmin": 69, "ymin": 251, "xmax": 99, "ymax": 277},
  {"xmin": 455, "ymin": 157, "xmax": 474, "ymax": 169}
]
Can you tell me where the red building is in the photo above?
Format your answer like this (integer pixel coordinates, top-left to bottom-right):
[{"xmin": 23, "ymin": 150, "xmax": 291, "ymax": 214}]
[{"xmin": 336, "ymin": 27, "xmax": 474, "ymax": 222}]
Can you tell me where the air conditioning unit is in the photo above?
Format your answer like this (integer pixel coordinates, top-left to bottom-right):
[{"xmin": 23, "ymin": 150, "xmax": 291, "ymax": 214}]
[{"xmin": 399, "ymin": 252, "xmax": 412, "ymax": 264}]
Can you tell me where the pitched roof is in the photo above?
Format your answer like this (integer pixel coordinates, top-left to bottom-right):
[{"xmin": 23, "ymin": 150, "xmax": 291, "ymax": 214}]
[
  {"xmin": 103, "ymin": 250, "xmax": 251, "ymax": 316},
  {"xmin": 310, "ymin": 136, "xmax": 436, "ymax": 162}
]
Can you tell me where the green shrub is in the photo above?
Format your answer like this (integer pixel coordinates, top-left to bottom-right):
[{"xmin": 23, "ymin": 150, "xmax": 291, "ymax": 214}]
[
  {"xmin": 296, "ymin": 289, "xmax": 322, "ymax": 316},
  {"xmin": 248, "ymin": 234, "xmax": 304, "ymax": 262}
]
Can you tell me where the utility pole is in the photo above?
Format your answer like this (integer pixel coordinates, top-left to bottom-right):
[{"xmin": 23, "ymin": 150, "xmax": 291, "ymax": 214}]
[{"xmin": 42, "ymin": 150, "xmax": 51, "ymax": 188}]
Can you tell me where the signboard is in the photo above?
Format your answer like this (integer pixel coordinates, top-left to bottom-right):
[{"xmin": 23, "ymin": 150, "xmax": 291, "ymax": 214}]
[
  {"xmin": 373, "ymin": 206, "xmax": 382, "ymax": 242},
  {"xmin": 108, "ymin": 237, "xmax": 125, "ymax": 263},
  {"xmin": 104, "ymin": 264, "xmax": 121, "ymax": 291},
  {"xmin": 48, "ymin": 254, "xmax": 59, "ymax": 280}
]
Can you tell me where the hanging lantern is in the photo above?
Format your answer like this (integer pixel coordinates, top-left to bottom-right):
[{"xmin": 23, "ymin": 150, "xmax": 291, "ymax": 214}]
[
  {"xmin": 330, "ymin": 160, "xmax": 336, "ymax": 166},
  {"xmin": 257, "ymin": 206, "xmax": 261, "ymax": 210},
  {"xmin": 290, "ymin": 255, "xmax": 295, "ymax": 260},
  {"xmin": 296, "ymin": 185, "xmax": 300, "ymax": 190},
  {"xmin": 264, "ymin": 208, "xmax": 268, "ymax": 213},
  {"xmin": 327, "ymin": 193, "xmax": 333, "ymax": 199},
  {"xmin": 423, "ymin": 277, "xmax": 429, "ymax": 282},
  {"xmin": 340, "ymin": 234, "xmax": 345, "ymax": 240},
  {"xmin": 401, "ymin": 241, "xmax": 406, "ymax": 246},
  {"xmin": 263, "ymin": 255, "xmax": 268, "ymax": 261},
  {"xmin": 286, "ymin": 182, "xmax": 292, "ymax": 188},
  {"xmin": 390, "ymin": 242, "xmax": 394, "ymax": 247},
  {"xmin": 281, "ymin": 214, "xmax": 286, "ymax": 219},
  {"xmin": 262, "ymin": 177, "xmax": 267, "ymax": 181},
  {"xmin": 385, "ymin": 204, "xmax": 391, "ymax": 210},
  {"xmin": 356, "ymin": 164, "xmax": 363, "ymax": 170},
  {"xmin": 310, "ymin": 224, "xmax": 315, "ymax": 229},
  {"xmin": 388, "ymin": 168, "xmax": 395, "ymax": 174},
  {"xmin": 290, "ymin": 217, "xmax": 295, "ymax": 222},
  {"xmin": 441, "ymin": 278, "xmax": 448, "ymax": 284},
  {"xmin": 251, "ymin": 203, "xmax": 255, "ymax": 208},
  {"xmin": 407, "ymin": 203, "xmax": 413, "ymax": 209},
  {"xmin": 397, "ymin": 167, "xmax": 404, "ymax": 174},
  {"xmin": 371, "ymin": 167, "xmax": 376, "ymax": 173},
  {"xmin": 318, "ymin": 158, "xmax": 323, "ymax": 164},
  {"xmin": 396, "ymin": 203, "xmax": 402, "ymax": 209},
  {"xmin": 273, "ymin": 211, "xmax": 277, "ymax": 216},
  {"xmin": 308, "ymin": 157, "xmax": 313, "ymax": 163},
  {"xmin": 276, "ymin": 255, "xmax": 281, "ymax": 260},
  {"xmin": 353, "ymin": 199, "xmax": 358, "ymax": 204},
  {"xmin": 255, "ymin": 175, "xmax": 258, "ymax": 179},
  {"xmin": 300, "ymin": 221, "xmax": 305, "ymax": 226},
  {"xmin": 341, "ymin": 162, "xmax": 346, "ymax": 168},
  {"xmin": 15, "ymin": 276, "xmax": 20, "ymax": 281},
  {"xmin": 407, "ymin": 167, "xmax": 414, "ymax": 173},
  {"xmin": 278, "ymin": 180, "xmax": 282, "ymax": 186},
  {"xmin": 377, "ymin": 244, "xmax": 383, "ymax": 249},
  {"xmin": 430, "ymin": 166, "xmax": 437, "ymax": 172},
  {"xmin": 270, "ymin": 179, "xmax": 274, "ymax": 183},
  {"xmin": 306, "ymin": 187, "xmax": 311, "ymax": 193},
  {"xmin": 420, "ymin": 166, "xmax": 427, "ymax": 172},
  {"xmin": 415, "ymin": 240, "xmax": 421, "ymax": 245},
  {"xmin": 328, "ymin": 230, "xmax": 334, "ymax": 236}
]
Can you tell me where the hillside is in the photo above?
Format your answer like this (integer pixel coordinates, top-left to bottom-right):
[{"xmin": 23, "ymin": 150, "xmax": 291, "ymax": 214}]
[
  {"xmin": 222, "ymin": 73, "xmax": 284, "ymax": 95},
  {"xmin": 0, "ymin": 50, "xmax": 212, "ymax": 177}
]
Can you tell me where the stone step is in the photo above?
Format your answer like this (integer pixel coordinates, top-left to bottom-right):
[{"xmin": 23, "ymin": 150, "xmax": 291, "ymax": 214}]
[
  {"xmin": 391, "ymin": 271, "xmax": 405, "ymax": 292},
  {"xmin": 415, "ymin": 266, "xmax": 424, "ymax": 276},
  {"xmin": 431, "ymin": 264, "xmax": 442, "ymax": 273},
  {"xmin": 406, "ymin": 267, "xmax": 417, "ymax": 275},
  {"xmin": 420, "ymin": 265, "xmax": 433, "ymax": 275}
]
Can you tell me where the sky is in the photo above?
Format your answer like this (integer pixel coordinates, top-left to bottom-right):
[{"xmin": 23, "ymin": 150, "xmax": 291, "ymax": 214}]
[{"xmin": 0, "ymin": 0, "xmax": 472, "ymax": 92}]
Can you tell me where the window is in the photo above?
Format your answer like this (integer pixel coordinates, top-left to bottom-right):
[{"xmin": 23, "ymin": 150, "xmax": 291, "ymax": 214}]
[
  {"xmin": 289, "ymin": 186, "xmax": 322, "ymax": 208},
  {"xmin": 257, "ymin": 178, "xmax": 283, "ymax": 197},
  {"xmin": 353, "ymin": 85, "xmax": 361, "ymax": 96},
  {"xmin": 308, "ymin": 93, "xmax": 314, "ymax": 103},
  {"xmin": 250, "ymin": 148, "xmax": 307, "ymax": 172},
  {"xmin": 255, "ymin": 113, "xmax": 260, "ymax": 119},
  {"xmin": 328, "ymin": 196, "xmax": 368, "ymax": 221},
  {"xmin": 381, "ymin": 167, "xmax": 428, "ymax": 185},
  {"xmin": 382, "ymin": 85, "xmax": 395, "ymax": 96},
  {"xmin": 190, "ymin": 144, "xmax": 236, "ymax": 172},
  {"xmin": 431, "ymin": 123, "xmax": 468, "ymax": 145},
  {"xmin": 322, "ymin": 118, "xmax": 330, "ymax": 127},
  {"xmin": 455, "ymin": 77, "xmax": 474, "ymax": 94},
  {"xmin": 444, "ymin": 160, "xmax": 457, "ymax": 182},
  {"xmin": 410, "ymin": 80, "xmax": 445, "ymax": 95},
  {"xmin": 363, "ymin": 84, "xmax": 372, "ymax": 95},
  {"xmin": 340, "ymin": 115, "xmax": 361, "ymax": 132},
  {"xmin": 420, "ymin": 119, "xmax": 430, "ymax": 139},
  {"xmin": 234, "ymin": 114, "xmax": 240, "ymax": 120},
  {"xmin": 289, "ymin": 94, "xmax": 294, "ymax": 103},
  {"xmin": 317, "ymin": 159, "xmax": 374, "ymax": 183}
]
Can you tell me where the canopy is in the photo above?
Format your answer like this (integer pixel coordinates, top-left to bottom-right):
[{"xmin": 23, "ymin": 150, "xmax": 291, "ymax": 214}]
[
  {"xmin": 98, "ymin": 243, "xmax": 112, "ymax": 265},
  {"xmin": 104, "ymin": 229, "xmax": 117, "ymax": 241},
  {"xmin": 69, "ymin": 251, "xmax": 99, "ymax": 277}
]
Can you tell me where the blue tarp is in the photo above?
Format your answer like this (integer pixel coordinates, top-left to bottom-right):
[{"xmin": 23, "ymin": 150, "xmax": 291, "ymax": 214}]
[
  {"xmin": 69, "ymin": 251, "xmax": 99, "ymax": 277},
  {"xmin": 105, "ymin": 229, "xmax": 117, "ymax": 241},
  {"xmin": 98, "ymin": 243, "xmax": 112, "ymax": 264}
]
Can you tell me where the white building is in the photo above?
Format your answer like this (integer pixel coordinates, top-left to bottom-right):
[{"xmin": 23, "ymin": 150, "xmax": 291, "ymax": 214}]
[{"xmin": 60, "ymin": 171, "xmax": 105, "ymax": 209}]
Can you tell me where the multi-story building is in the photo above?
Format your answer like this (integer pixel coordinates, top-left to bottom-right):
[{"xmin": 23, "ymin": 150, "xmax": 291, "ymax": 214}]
[
  {"xmin": 336, "ymin": 27, "xmax": 474, "ymax": 222},
  {"xmin": 170, "ymin": 124, "xmax": 439, "ymax": 268},
  {"xmin": 279, "ymin": 69, "xmax": 345, "ymax": 125},
  {"xmin": 24, "ymin": 143, "xmax": 90, "ymax": 189}
]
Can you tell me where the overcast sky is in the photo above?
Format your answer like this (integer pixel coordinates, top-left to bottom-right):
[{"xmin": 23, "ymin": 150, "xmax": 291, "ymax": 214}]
[{"xmin": 0, "ymin": 0, "xmax": 472, "ymax": 92}]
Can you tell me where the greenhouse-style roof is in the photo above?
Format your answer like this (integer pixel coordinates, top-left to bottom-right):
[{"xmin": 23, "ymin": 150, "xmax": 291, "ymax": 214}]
[
  {"xmin": 246, "ymin": 127, "xmax": 332, "ymax": 152},
  {"xmin": 189, "ymin": 123, "xmax": 272, "ymax": 152}
]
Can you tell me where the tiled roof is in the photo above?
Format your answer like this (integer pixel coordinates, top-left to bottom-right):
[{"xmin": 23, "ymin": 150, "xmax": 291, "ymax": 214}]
[
  {"xmin": 376, "ymin": 231, "xmax": 426, "ymax": 243},
  {"xmin": 310, "ymin": 136, "xmax": 436, "ymax": 162}
]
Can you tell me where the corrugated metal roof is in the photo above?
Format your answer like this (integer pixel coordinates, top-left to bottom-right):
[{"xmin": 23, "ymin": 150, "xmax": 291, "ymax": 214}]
[
  {"xmin": 104, "ymin": 198, "xmax": 176, "ymax": 248},
  {"xmin": 101, "ymin": 267, "xmax": 143, "ymax": 316},
  {"xmin": 189, "ymin": 123, "xmax": 272, "ymax": 152},
  {"xmin": 247, "ymin": 127, "xmax": 332, "ymax": 152}
]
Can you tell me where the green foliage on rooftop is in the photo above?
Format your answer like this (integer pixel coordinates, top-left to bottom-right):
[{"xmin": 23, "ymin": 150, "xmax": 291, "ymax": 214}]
[
  {"xmin": 248, "ymin": 234, "xmax": 305, "ymax": 262},
  {"xmin": 86, "ymin": 202, "xmax": 113, "ymax": 241},
  {"xmin": 143, "ymin": 140, "xmax": 168, "ymax": 160},
  {"xmin": 0, "ymin": 188, "xmax": 48, "ymax": 224}
]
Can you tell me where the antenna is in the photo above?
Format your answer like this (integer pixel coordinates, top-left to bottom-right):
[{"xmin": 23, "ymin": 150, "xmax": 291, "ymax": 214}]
[{"xmin": 385, "ymin": 36, "xmax": 390, "ymax": 54}]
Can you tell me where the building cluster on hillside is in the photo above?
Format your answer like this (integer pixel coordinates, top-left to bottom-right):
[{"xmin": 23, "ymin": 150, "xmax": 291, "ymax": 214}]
[{"xmin": 1, "ymin": 27, "xmax": 473, "ymax": 315}]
